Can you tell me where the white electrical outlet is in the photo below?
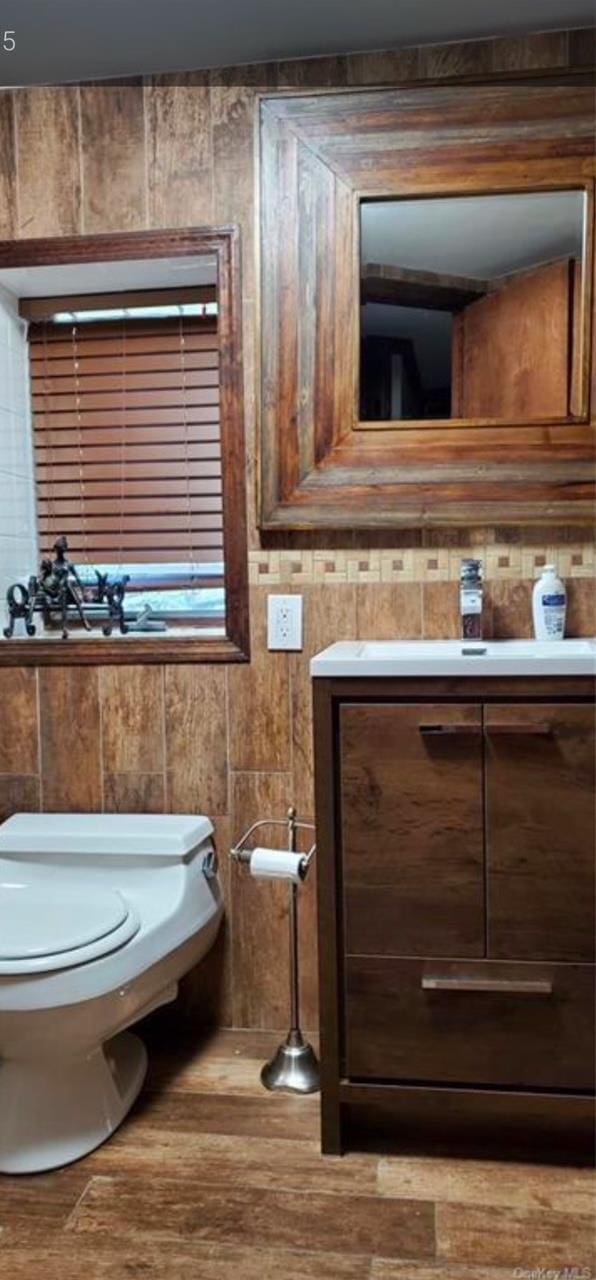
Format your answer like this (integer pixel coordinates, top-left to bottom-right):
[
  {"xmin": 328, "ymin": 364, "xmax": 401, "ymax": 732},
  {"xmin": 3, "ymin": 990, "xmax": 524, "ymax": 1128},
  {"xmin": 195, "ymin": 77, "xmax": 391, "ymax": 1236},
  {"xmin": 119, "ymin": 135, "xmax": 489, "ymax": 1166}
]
[{"xmin": 267, "ymin": 594, "xmax": 303, "ymax": 651}]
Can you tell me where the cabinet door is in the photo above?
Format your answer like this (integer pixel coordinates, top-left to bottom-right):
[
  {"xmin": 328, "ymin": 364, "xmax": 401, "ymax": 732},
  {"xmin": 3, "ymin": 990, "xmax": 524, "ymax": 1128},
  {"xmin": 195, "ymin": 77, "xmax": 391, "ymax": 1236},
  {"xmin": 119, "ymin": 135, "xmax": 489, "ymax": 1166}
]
[
  {"xmin": 340, "ymin": 703, "xmax": 484, "ymax": 957},
  {"xmin": 451, "ymin": 257, "xmax": 572, "ymax": 418},
  {"xmin": 486, "ymin": 703, "xmax": 595, "ymax": 961}
]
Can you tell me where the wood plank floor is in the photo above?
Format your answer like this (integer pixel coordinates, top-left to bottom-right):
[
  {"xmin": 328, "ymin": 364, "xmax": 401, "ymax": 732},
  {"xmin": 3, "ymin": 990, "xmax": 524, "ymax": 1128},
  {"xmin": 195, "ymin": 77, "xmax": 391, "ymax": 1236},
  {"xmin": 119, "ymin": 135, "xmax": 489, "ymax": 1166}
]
[{"xmin": 1, "ymin": 1028, "xmax": 594, "ymax": 1279}]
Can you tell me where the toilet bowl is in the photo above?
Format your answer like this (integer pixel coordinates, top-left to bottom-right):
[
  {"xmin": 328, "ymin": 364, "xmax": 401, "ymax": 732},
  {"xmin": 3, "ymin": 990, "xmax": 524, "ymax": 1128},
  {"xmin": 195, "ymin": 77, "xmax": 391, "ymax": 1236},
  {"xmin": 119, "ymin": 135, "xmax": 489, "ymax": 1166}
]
[{"xmin": 0, "ymin": 812, "xmax": 223, "ymax": 1174}]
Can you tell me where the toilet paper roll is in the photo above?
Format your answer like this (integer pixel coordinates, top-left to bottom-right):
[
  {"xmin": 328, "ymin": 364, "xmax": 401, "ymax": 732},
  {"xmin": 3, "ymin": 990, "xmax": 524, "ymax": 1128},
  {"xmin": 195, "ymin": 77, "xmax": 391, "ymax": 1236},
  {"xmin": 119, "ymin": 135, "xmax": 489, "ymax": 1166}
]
[{"xmin": 248, "ymin": 847, "xmax": 306, "ymax": 883}]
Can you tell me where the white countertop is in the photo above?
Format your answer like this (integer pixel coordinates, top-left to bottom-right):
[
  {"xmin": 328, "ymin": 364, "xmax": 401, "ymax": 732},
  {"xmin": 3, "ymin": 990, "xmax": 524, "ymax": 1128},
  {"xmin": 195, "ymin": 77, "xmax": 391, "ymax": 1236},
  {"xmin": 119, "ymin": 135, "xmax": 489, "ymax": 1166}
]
[{"xmin": 310, "ymin": 639, "xmax": 596, "ymax": 678}]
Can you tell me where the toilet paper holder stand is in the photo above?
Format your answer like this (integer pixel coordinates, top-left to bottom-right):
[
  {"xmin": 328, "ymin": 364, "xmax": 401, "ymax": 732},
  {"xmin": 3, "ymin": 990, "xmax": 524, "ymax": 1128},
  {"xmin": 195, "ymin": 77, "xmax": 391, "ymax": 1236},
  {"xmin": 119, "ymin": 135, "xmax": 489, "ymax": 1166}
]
[{"xmin": 230, "ymin": 808, "xmax": 320, "ymax": 1095}]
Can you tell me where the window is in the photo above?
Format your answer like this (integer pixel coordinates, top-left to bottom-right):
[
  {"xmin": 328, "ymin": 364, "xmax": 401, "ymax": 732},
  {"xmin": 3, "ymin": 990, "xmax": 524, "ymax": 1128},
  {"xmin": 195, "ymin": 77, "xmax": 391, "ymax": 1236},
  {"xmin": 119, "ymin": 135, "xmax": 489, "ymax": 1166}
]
[
  {"xmin": 29, "ymin": 298, "xmax": 224, "ymax": 626},
  {"xmin": 0, "ymin": 228, "xmax": 249, "ymax": 665}
]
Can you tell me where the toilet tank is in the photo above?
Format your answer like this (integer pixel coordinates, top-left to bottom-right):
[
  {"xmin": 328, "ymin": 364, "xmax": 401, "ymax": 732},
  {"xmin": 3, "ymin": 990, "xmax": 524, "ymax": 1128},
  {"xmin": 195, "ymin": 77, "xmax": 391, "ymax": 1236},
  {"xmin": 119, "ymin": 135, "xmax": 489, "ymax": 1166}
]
[{"xmin": 0, "ymin": 813, "xmax": 214, "ymax": 867}]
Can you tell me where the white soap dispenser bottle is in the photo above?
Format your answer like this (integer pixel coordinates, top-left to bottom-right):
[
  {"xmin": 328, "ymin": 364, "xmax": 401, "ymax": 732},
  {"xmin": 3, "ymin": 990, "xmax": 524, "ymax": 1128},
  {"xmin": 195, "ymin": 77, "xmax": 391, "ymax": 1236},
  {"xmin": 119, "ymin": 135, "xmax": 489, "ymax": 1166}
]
[{"xmin": 532, "ymin": 564, "xmax": 566, "ymax": 641}]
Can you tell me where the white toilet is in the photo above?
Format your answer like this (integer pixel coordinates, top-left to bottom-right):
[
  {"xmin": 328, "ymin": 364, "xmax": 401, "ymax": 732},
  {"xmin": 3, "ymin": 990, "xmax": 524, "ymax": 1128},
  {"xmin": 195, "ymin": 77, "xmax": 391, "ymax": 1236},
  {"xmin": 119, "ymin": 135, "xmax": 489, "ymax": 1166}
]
[{"xmin": 0, "ymin": 811, "xmax": 222, "ymax": 1175}]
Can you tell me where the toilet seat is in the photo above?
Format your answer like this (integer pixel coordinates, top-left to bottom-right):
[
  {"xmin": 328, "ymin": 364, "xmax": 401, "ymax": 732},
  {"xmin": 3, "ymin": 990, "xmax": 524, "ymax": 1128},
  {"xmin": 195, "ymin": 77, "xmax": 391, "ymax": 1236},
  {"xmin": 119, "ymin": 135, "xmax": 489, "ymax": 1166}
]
[{"xmin": 0, "ymin": 885, "xmax": 141, "ymax": 975}]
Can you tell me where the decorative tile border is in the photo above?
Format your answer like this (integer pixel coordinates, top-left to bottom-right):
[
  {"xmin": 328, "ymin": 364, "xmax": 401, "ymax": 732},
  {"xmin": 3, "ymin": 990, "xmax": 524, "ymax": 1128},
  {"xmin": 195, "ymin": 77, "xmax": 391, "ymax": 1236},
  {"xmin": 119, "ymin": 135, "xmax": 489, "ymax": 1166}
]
[{"xmin": 249, "ymin": 544, "xmax": 595, "ymax": 586}]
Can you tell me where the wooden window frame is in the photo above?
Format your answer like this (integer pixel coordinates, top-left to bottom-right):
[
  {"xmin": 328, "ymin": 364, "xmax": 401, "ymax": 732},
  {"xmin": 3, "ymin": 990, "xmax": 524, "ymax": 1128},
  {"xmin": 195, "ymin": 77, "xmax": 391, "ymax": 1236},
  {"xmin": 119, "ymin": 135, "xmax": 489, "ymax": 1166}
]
[
  {"xmin": 0, "ymin": 226, "xmax": 249, "ymax": 666},
  {"xmin": 258, "ymin": 80, "xmax": 596, "ymax": 529}
]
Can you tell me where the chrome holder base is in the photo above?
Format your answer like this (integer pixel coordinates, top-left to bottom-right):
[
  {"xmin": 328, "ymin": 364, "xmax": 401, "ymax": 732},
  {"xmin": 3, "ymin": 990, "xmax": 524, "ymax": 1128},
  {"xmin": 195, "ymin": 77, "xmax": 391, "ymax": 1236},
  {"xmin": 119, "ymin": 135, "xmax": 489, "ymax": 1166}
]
[{"xmin": 260, "ymin": 1029, "xmax": 320, "ymax": 1095}]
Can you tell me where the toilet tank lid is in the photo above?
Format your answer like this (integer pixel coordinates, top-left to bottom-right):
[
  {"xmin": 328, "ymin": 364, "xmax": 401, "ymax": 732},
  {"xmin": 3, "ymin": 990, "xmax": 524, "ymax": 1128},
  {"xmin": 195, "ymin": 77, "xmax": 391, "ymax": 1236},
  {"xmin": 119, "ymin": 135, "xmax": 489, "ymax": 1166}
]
[{"xmin": 0, "ymin": 813, "xmax": 214, "ymax": 859}]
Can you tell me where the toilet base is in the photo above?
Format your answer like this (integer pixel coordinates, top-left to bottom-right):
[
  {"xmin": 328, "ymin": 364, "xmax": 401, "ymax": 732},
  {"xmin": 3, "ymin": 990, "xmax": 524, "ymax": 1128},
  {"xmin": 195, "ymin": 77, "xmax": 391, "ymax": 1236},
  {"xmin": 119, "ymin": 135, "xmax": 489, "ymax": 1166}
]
[{"xmin": 0, "ymin": 1030, "xmax": 148, "ymax": 1175}]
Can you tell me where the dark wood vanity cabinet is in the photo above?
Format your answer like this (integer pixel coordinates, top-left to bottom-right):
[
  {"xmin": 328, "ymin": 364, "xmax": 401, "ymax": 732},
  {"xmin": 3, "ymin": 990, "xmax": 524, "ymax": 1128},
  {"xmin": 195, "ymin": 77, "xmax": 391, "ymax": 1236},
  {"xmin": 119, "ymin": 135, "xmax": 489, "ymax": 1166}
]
[{"xmin": 313, "ymin": 677, "xmax": 596, "ymax": 1161}]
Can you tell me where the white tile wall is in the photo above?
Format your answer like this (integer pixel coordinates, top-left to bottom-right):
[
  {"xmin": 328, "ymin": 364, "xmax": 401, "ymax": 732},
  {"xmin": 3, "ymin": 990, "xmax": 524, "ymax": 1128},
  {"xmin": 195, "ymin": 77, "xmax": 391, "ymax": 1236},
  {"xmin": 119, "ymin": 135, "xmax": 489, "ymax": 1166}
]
[{"xmin": 0, "ymin": 285, "xmax": 37, "ymax": 632}]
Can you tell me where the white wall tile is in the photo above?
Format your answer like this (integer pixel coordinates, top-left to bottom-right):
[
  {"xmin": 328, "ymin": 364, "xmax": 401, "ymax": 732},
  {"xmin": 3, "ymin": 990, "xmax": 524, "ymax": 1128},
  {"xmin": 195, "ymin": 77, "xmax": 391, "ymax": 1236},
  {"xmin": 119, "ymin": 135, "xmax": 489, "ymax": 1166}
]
[{"xmin": 0, "ymin": 288, "xmax": 37, "ymax": 623}]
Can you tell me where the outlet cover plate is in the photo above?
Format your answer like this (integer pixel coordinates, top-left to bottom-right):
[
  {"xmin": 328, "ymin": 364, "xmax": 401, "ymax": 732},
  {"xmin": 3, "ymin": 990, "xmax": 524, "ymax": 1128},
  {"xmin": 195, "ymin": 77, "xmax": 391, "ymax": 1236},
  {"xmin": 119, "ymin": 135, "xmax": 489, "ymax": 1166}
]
[{"xmin": 267, "ymin": 593, "xmax": 303, "ymax": 651}]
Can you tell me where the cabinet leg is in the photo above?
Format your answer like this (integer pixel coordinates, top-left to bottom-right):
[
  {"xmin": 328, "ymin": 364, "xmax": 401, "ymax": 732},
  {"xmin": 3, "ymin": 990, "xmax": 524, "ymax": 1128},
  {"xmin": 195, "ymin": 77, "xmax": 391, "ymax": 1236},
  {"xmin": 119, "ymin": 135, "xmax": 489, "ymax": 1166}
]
[{"xmin": 321, "ymin": 1094, "xmax": 343, "ymax": 1155}]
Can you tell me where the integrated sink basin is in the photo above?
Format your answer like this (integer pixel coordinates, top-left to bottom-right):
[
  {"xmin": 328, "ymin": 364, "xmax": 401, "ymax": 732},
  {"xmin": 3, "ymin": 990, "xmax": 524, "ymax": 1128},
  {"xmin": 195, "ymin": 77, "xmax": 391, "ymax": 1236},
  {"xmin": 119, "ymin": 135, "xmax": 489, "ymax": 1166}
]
[{"xmin": 310, "ymin": 638, "xmax": 596, "ymax": 678}]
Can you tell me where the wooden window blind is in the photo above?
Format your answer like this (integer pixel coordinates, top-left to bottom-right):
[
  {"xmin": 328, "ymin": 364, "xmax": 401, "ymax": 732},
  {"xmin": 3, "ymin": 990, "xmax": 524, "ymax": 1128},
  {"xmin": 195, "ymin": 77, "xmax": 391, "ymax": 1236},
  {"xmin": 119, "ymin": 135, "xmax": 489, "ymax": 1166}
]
[{"xmin": 28, "ymin": 314, "xmax": 223, "ymax": 572}]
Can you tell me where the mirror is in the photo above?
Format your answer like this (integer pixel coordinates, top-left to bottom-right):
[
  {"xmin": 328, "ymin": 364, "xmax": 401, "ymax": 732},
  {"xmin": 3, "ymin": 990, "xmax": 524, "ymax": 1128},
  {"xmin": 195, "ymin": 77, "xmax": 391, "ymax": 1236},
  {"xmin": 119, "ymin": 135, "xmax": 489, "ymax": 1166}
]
[{"xmin": 360, "ymin": 190, "xmax": 587, "ymax": 423}]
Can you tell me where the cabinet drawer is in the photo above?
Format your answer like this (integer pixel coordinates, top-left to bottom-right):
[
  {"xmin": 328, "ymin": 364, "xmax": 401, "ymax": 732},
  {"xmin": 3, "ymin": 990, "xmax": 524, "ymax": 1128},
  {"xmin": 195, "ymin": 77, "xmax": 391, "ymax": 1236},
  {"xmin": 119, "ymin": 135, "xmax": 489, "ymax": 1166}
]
[{"xmin": 345, "ymin": 957, "xmax": 595, "ymax": 1090}]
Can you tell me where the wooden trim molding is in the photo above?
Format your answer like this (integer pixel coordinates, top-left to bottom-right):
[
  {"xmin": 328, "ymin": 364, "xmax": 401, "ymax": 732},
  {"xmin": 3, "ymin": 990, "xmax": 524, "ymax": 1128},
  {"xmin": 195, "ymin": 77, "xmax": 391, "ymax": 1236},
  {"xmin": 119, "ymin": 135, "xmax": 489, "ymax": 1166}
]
[
  {"xmin": 258, "ymin": 80, "xmax": 596, "ymax": 529},
  {"xmin": 0, "ymin": 226, "xmax": 250, "ymax": 667},
  {"xmin": 0, "ymin": 636, "xmax": 247, "ymax": 668}
]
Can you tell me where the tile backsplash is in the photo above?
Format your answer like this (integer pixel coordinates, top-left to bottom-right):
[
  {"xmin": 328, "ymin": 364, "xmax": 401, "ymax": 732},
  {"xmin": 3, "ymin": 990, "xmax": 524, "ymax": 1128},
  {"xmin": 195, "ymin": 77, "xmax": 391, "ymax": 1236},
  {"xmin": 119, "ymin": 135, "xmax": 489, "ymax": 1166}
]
[{"xmin": 249, "ymin": 544, "xmax": 595, "ymax": 586}]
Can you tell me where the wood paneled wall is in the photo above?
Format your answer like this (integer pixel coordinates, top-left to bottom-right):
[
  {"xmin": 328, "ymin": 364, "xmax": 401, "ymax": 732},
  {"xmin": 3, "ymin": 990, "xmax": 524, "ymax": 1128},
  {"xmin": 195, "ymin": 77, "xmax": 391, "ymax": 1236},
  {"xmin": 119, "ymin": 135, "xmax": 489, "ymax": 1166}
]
[{"xmin": 0, "ymin": 27, "xmax": 594, "ymax": 1031}]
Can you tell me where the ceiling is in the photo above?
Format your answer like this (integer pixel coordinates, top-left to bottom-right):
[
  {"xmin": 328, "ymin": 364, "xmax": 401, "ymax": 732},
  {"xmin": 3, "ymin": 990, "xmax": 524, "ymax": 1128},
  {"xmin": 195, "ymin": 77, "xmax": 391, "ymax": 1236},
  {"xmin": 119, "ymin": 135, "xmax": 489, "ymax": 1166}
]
[
  {"xmin": 2, "ymin": 0, "xmax": 593, "ymax": 87},
  {"xmin": 361, "ymin": 190, "xmax": 586, "ymax": 279},
  {"xmin": 0, "ymin": 256, "xmax": 217, "ymax": 300}
]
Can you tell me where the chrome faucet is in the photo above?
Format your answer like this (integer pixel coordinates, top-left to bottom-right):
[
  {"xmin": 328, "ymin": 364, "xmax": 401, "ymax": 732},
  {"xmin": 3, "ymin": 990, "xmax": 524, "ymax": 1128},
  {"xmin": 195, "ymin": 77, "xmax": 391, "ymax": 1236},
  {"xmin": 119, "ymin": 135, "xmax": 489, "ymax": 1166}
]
[{"xmin": 460, "ymin": 558, "xmax": 483, "ymax": 640}]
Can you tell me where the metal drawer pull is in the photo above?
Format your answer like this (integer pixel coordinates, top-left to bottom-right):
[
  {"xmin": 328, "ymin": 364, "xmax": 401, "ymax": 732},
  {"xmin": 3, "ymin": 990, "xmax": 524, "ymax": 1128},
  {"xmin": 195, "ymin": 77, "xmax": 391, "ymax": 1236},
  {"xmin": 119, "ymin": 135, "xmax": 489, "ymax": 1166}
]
[
  {"xmin": 419, "ymin": 724, "xmax": 481, "ymax": 736},
  {"xmin": 421, "ymin": 976, "xmax": 553, "ymax": 995},
  {"xmin": 486, "ymin": 722, "xmax": 551, "ymax": 736}
]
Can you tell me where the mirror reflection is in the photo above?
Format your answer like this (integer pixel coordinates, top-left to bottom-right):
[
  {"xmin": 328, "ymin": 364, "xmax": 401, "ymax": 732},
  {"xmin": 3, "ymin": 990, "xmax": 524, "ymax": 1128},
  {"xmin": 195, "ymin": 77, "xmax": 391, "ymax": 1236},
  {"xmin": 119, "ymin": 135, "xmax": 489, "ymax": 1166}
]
[{"xmin": 360, "ymin": 190, "xmax": 586, "ymax": 422}]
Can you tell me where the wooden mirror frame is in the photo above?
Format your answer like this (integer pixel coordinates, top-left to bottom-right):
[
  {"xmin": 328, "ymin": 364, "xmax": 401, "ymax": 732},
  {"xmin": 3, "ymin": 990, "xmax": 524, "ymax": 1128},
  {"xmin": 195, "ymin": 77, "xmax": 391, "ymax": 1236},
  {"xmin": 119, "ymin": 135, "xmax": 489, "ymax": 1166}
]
[
  {"xmin": 0, "ymin": 225, "xmax": 250, "ymax": 666},
  {"xmin": 258, "ymin": 82, "xmax": 595, "ymax": 529}
]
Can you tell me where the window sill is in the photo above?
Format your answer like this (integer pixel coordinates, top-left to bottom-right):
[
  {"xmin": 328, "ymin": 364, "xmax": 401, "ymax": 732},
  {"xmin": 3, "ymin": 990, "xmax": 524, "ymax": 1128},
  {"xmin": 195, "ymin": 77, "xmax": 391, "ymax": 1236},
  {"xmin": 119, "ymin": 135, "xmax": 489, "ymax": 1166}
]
[{"xmin": 0, "ymin": 628, "xmax": 249, "ymax": 666}]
